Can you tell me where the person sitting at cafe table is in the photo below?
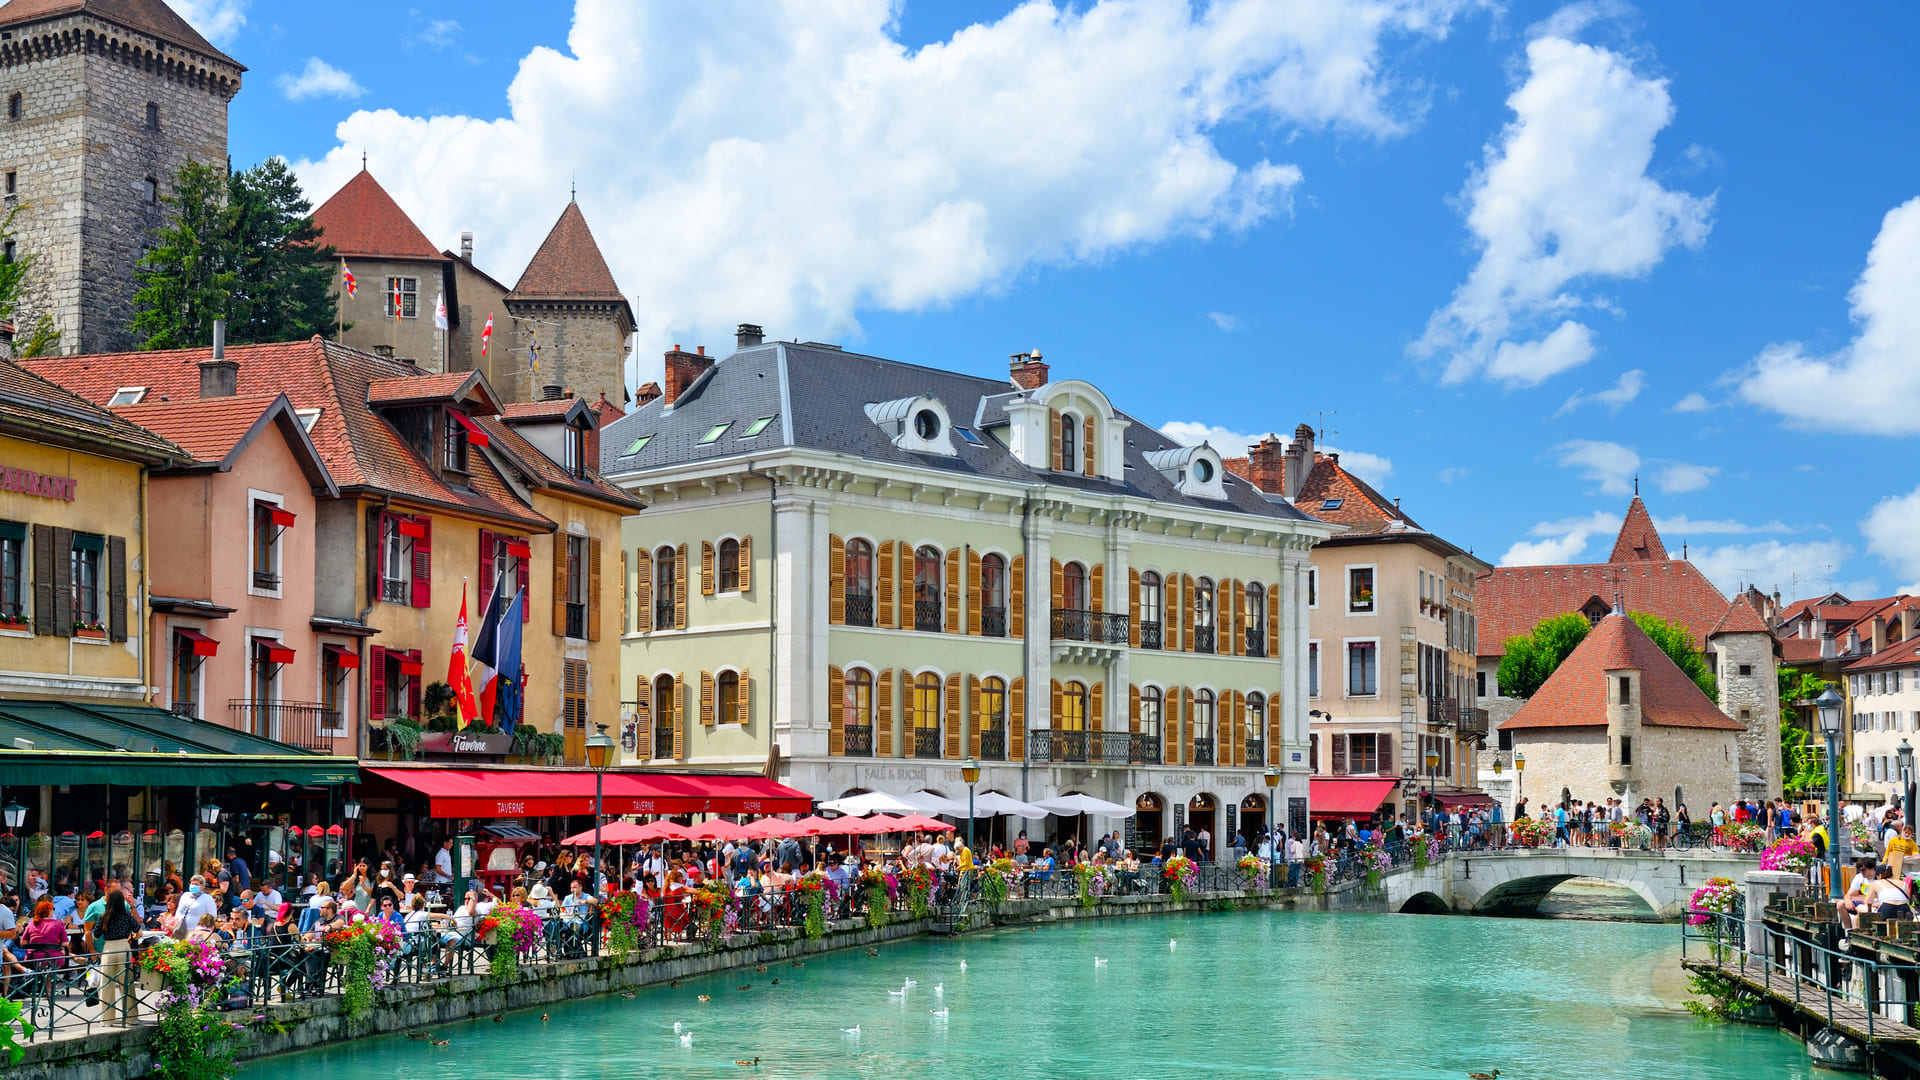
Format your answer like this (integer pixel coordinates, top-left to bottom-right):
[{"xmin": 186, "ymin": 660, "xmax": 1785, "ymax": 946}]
[
  {"xmin": 1840, "ymin": 859, "xmax": 1879, "ymax": 930},
  {"xmin": 1872, "ymin": 863, "xmax": 1914, "ymax": 920}
]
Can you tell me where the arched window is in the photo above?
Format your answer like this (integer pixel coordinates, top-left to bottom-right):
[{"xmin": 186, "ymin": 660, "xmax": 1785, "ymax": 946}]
[
  {"xmin": 845, "ymin": 539, "xmax": 874, "ymax": 626},
  {"xmin": 980, "ymin": 677, "xmax": 1007, "ymax": 759},
  {"xmin": 1060, "ymin": 412, "xmax": 1078, "ymax": 472},
  {"xmin": 844, "ymin": 669, "xmax": 874, "ymax": 756},
  {"xmin": 717, "ymin": 669, "xmax": 740, "ymax": 724},
  {"xmin": 653, "ymin": 546, "xmax": 677, "ymax": 629},
  {"xmin": 1246, "ymin": 582, "xmax": 1266, "ymax": 657},
  {"xmin": 1193, "ymin": 689, "xmax": 1217, "ymax": 764},
  {"xmin": 1061, "ymin": 681, "xmax": 1088, "ymax": 731},
  {"xmin": 1195, "ymin": 577, "xmax": 1216, "ymax": 653},
  {"xmin": 980, "ymin": 553, "xmax": 1008, "ymax": 637},
  {"xmin": 718, "ymin": 538, "xmax": 741, "ymax": 592},
  {"xmin": 651, "ymin": 674, "xmax": 675, "ymax": 759},
  {"xmin": 913, "ymin": 546, "xmax": 942, "ymax": 632},
  {"xmin": 913, "ymin": 672, "xmax": 942, "ymax": 757},
  {"xmin": 1140, "ymin": 686, "xmax": 1163, "ymax": 740},
  {"xmin": 1247, "ymin": 692, "xmax": 1267, "ymax": 764},
  {"xmin": 1063, "ymin": 561, "xmax": 1087, "ymax": 611},
  {"xmin": 1140, "ymin": 571, "xmax": 1163, "ymax": 649}
]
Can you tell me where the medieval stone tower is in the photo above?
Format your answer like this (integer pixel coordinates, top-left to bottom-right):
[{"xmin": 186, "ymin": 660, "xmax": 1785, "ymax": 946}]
[
  {"xmin": 504, "ymin": 200, "xmax": 635, "ymax": 407},
  {"xmin": 0, "ymin": 0, "xmax": 242, "ymax": 354}
]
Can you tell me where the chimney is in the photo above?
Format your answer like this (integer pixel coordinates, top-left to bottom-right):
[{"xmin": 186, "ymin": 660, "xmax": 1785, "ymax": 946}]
[
  {"xmin": 662, "ymin": 344, "xmax": 713, "ymax": 406},
  {"xmin": 736, "ymin": 323, "xmax": 764, "ymax": 349},
  {"xmin": 543, "ymin": 385, "xmax": 564, "ymax": 401},
  {"xmin": 634, "ymin": 381, "xmax": 663, "ymax": 407},
  {"xmin": 1009, "ymin": 348, "xmax": 1048, "ymax": 390},
  {"xmin": 1283, "ymin": 423, "xmax": 1316, "ymax": 500},
  {"xmin": 1245, "ymin": 434, "xmax": 1286, "ymax": 494},
  {"xmin": 460, "ymin": 231, "xmax": 473, "ymax": 261},
  {"xmin": 198, "ymin": 322, "xmax": 237, "ymax": 398}
]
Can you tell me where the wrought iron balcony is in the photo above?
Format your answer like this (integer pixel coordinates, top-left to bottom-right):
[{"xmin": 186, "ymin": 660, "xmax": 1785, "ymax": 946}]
[
  {"xmin": 229, "ymin": 699, "xmax": 338, "ymax": 751},
  {"xmin": 1245, "ymin": 629, "xmax": 1266, "ymax": 658},
  {"xmin": 981, "ymin": 607, "xmax": 1007, "ymax": 637},
  {"xmin": 171, "ymin": 701, "xmax": 198, "ymax": 720},
  {"xmin": 1192, "ymin": 736, "xmax": 1215, "ymax": 766},
  {"xmin": 1138, "ymin": 620, "xmax": 1162, "ymax": 650},
  {"xmin": 1025, "ymin": 728, "xmax": 1158, "ymax": 765},
  {"xmin": 380, "ymin": 578, "xmax": 409, "ymax": 604},
  {"xmin": 913, "ymin": 727, "xmax": 942, "ymax": 759},
  {"xmin": 845, "ymin": 594, "xmax": 874, "ymax": 627},
  {"xmin": 843, "ymin": 723, "xmax": 875, "ymax": 757},
  {"xmin": 914, "ymin": 599, "xmax": 943, "ymax": 633},
  {"xmin": 1050, "ymin": 608, "xmax": 1130, "ymax": 644},
  {"xmin": 1457, "ymin": 707, "xmax": 1489, "ymax": 739},
  {"xmin": 252, "ymin": 570, "xmax": 280, "ymax": 591},
  {"xmin": 565, "ymin": 602, "xmax": 586, "ymax": 640},
  {"xmin": 1192, "ymin": 626, "xmax": 1215, "ymax": 654},
  {"xmin": 978, "ymin": 728, "xmax": 1007, "ymax": 761},
  {"xmin": 1245, "ymin": 738, "xmax": 1266, "ymax": 766}
]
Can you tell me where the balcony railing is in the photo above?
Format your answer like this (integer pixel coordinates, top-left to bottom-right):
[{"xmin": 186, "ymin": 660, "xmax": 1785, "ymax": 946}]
[
  {"xmin": 171, "ymin": 701, "xmax": 198, "ymax": 720},
  {"xmin": 381, "ymin": 578, "xmax": 409, "ymax": 604},
  {"xmin": 654, "ymin": 602, "xmax": 674, "ymax": 629},
  {"xmin": 914, "ymin": 599, "xmax": 943, "ymax": 633},
  {"xmin": 252, "ymin": 570, "xmax": 280, "ymax": 591},
  {"xmin": 1245, "ymin": 738, "xmax": 1265, "ymax": 766},
  {"xmin": 981, "ymin": 607, "xmax": 1007, "ymax": 638},
  {"xmin": 1192, "ymin": 625, "xmax": 1215, "ymax": 654},
  {"xmin": 1192, "ymin": 736, "xmax": 1215, "ymax": 765},
  {"xmin": 977, "ymin": 729, "xmax": 1007, "ymax": 761},
  {"xmin": 229, "ymin": 699, "xmax": 338, "ymax": 751},
  {"xmin": 1050, "ymin": 609, "xmax": 1130, "ymax": 644},
  {"xmin": 845, "ymin": 594, "xmax": 874, "ymax": 628},
  {"xmin": 653, "ymin": 726, "xmax": 674, "ymax": 759},
  {"xmin": 565, "ymin": 602, "xmax": 586, "ymax": 640},
  {"xmin": 843, "ymin": 724, "xmax": 875, "ymax": 757},
  {"xmin": 1025, "ymin": 728, "xmax": 1158, "ymax": 764},
  {"xmin": 1457, "ymin": 707, "xmax": 1489, "ymax": 739},
  {"xmin": 913, "ymin": 727, "xmax": 942, "ymax": 758},
  {"xmin": 1245, "ymin": 629, "xmax": 1266, "ymax": 658},
  {"xmin": 1139, "ymin": 620, "xmax": 1162, "ymax": 650}
]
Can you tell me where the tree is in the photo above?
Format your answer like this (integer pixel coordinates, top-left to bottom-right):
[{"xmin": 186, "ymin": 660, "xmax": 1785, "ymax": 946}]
[
  {"xmin": 0, "ymin": 204, "xmax": 63, "ymax": 357},
  {"xmin": 1778, "ymin": 669, "xmax": 1836, "ymax": 797},
  {"xmin": 1628, "ymin": 612, "xmax": 1717, "ymax": 701},
  {"xmin": 132, "ymin": 158, "xmax": 338, "ymax": 350},
  {"xmin": 1496, "ymin": 610, "xmax": 1718, "ymax": 701}
]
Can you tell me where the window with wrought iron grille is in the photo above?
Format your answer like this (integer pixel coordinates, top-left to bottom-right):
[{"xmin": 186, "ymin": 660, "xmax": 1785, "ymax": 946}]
[
  {"xmin": 913, "ymin": 546, "xmax": 941, "ymax": 632},
  {"xmin": 912, "ymin": 671, "xmax": 942, "ymax": 756},
  {"xmin": 843, "ymin": 668, "xmax": 875, "ymax": 756},
  {"xmin": 171, "ymin": 633, "xmax": 201, "ymax": 716},
  {"xmin": 1139, "ymin": 571, "xmax": 1163, "ymax": 649},
  {"xmin": 980, "ymin": 553, "xmax": 1007, "ymax": 636},
  {"xmin": 1139, "ymin": 687, "xmax": 1163, "ymax": 739}
]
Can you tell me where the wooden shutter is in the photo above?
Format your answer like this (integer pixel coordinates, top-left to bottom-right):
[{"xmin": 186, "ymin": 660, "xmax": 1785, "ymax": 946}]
[
  {"xmin": 1267, "ymin": 694, "xmax": 1281, "ymax": 758},
  {"xmin": 1050, "ymin": 558, "xmax": 1063, "ymax": 614},
  {"xmin": 673, "ymin": 543, "xmax": 688, "ymax": 628},
  {"xmin": 50, "ymin": 526, "xmax": 72, "ymax": 636},
  {"xmin": 1232, "ymin": 580, "xmax": 1246, "ymax": 656},
  {"xmin": 700, "ymin": 541, "xmax": 715, "ymax": 596},
  {"xmin": 1009, "ymin": 555, "xmax": 1025, "ymax": 637},
  {"xmin": 1181, "ymin": 574, "xmax": 1196, "ymax": 652},
  {"xmin": 945, "ymin": 674, "xmax": 962, "ymax": 758},
  {"xmin": 1050, "ymin": 679, "xmax": 1062, "ymax": 728},
  {"xmin": 945, "ymin": 548, "xmax": 962, "ymax": 634},
  {"xmin": 737, "ymin": 536, "xmax": 752, "ymax": 593},
  {"xmin": 1083, "ymin": 414, "xmax": 1096, "ymax": 477},
  {"xmin": 896, "ymin": 542, "xmax": 912, "ymax": 628},
  {"xmin": 1089, "ymin": 563, "xmax": 1104, "ymax": 614},
  {"xmin": 368, "ymin": 645, "xmax": 387, "ymax": 720},
  {"xmin": 876, "ymin": 669, "xmax": 894, "ymax": 757},
  {"xmin": 587, "ymin": 537, "xmax": 603, "ymax": 641},
  {"xmin": 736, "ymin": 668, "xmax": 751, "ymax": 726},
  {"xmin": 1129, "ymin": 683, "xmax": 1140, "ymax": 733},
  {"xmin": 876, "ymin": 541, "xmax": 896, "ymax": 628},
  {"xmin": 1009, "ymin": 678, "xmax": 1025, "ymax": 761},
  {"xmin": 620, "ymin": 547, "xmax": 629, "ymax": 634},
  {"xmin": 1089, "ymin": 681, "xmax": 1104, "ymax": 733},
  {"xmin": 1232, "ymin": 691, "xmax": 1246, "ymax": 766},
  {"xmin": 31, "ymin": 524, "xmax": 55, "ymax": 636},
  {"xmin": 634, "ymin": 676, "xmax": 650, "ymax": 758},
  {"xmin": 828, "ymin": 534, "xmax": 846, "ymax": 625},
  {"xmin": 552, "ymin": 536, "xmax": 569, "ymax": 634},
  {"xmin": 635, "ymin": 548, "xmax": 653, "ymax": 633},
  {"xmin": 1128, "ymin": 569, "xmax": 1140, "ymax": 647},
  {"xmin": 827, "ymin": 666, "xmax": 845, "ymax": 756},
  {"xmin": 1050, "ymin": 407, "xmax": 1064, "ymax": 471},
  {"xmin": 408, "ymin": 651, "xmax": 424, "ymax": 718},
  {"xmin": 366, "ymin": 509, "xmax": 384, "ymax": 608},
  {"xmin": 672, "ymin": 673, "xmax": 686, "ymax": 760},
  {"xmin": 518, "ymin": 540, "xmax": 531, "ymax": 624},
  {"xmin": 701, "ymin": 670, "xmax": 715, "ymax": 727},
  {"xmin": 969, "ymin": 675, "xmax": 982, "ymax": 749},
  {"xmin": 966, "ymin": 549, "xmax": 982, "ymax": 635},
  {"xmin": 1267, "ymin": 584, "xmax": 1280, "ymax": 661},
  {"xmin": 1163, "ymin": 686, "xmax": 1179, "ymax": 764},
  {"xmin": 478, "ymin": 529, "xmax": 495, "ymax": 607},
  {"xmin": 1182, "ymin": 687, "xmax": 1194, "ymax": 764},
  {"xmin": 1332, "ymin": 733, "xmax": 1347, "ymax": 775},
  {"xmin": 107, "ymin": 535, "xmax": 127, "ymax": 642},
  {"xmin": 1378, "ymin": 733, "xmax": 1393, "ymax": 775},
  {"xmin": 409, "ymin": 517, "xmax": 432, "ymax": 608}
]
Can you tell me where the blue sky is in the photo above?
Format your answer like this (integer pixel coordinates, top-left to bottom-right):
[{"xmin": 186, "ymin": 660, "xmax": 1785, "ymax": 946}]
[{"xmin": 180, "ymin": 0, "xmax": 1920, "ymax": 603}]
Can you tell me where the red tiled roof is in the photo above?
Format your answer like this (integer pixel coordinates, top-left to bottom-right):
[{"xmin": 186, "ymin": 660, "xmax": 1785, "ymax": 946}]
[
  {"xmin": 500, "ymin": 398, "xmax": 581, "ymax": 420},
  {"xmin": 1609, "ymin": 496, "xmax": 1668, "ymax": 562},
  {"xmin": 0, "ymin": 356, "xmax": 188, "ymax": 464},
  {"xmin": 111, "ymin": 393, "xmax": 280, "ymax": 462},
  {"xmin": 1846, "ymin": 641, "xmax": 1920, "ymax": 673},
  {"xmin": 509, "ymin": 203, "xmax": 626, "ymax": 303},
  {"xmin": 1293, "ymin": 453, "xmax": 1421, "ymax": 534},
  {"xmin": 312, "ymin": 171, "xmax": 447, "ymax": 263},
  {"xmin": 1709, "ymin": 595, "xmax": 1771, "ymax": 637},
  {"xmin": 1779, "ymin": 638, "xmax": 1826, "ymax": 664},
  {"xmin": 23, "ymin": 338, "xmax": 549, "ymax": 530},
  {"xmin": 0, "ymin": 0, "xmax": 238, "ymax": 65},
  {"xmin": 1477, "ymin": 559, "xmax": 1729, "ymax": 657},
  {"xmin": 470, "ymin": 415, "xmax": 641, "ymax": 511},
  {"xmin": 1777, "ymin": 593, "xmax": 1852, "ymax": 625},
  {"xmin": 366, "ymin": 370, "xmax": 498, "ymax": 413},
  {"xmin": 1505, "ymin": 613, "xmax": 1744, "ymax": 730}
]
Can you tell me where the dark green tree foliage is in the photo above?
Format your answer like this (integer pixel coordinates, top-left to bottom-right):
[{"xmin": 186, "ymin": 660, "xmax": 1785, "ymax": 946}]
[
  {"xmin": 1498, "ymin": 610, "xmax": 1718, "ymax": 701},
  {"xmin": 0, "ymin": 204, "xmax": 62, "ymax": 356},
  {"xmin": 1628, "ymin": 612, "xmax": 1718, "ymax": 701},
  {"xmin": 133, "ymin": 159, "xmax": 338, "ymax": 350}
]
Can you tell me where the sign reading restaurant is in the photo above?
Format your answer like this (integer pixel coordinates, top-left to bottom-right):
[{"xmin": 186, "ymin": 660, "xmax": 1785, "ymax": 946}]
[{"xmin": 1, "ymin": 466, "xmax": 77, "ymax": 501}]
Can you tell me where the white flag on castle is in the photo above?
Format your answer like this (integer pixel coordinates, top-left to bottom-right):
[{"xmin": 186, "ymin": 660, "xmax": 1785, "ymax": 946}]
[{"xmin": 434, "ymin": 292, "xmax": 448, "ymax": 330}]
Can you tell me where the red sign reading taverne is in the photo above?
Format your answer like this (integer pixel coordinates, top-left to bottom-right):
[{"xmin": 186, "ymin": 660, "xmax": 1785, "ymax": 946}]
[{"xmin": 0, "ymin": 466, "xmax": 77, "ymax": 501}]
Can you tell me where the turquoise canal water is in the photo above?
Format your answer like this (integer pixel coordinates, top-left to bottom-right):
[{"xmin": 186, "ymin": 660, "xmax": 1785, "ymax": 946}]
[{"xmin": 256, "ymin": 909, "xmax": 1813, "ymax": 1080}]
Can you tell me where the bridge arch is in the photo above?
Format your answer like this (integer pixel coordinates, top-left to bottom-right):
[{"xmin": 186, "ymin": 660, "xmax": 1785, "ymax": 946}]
[{"xmin": 1398, "ymin": 891, "xmax": 1451, "ymax": 915}]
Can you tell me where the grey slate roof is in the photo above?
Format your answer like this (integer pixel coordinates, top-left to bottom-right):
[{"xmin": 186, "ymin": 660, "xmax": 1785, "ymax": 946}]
[{"xmin": 600, "ymin": 342, "xmax": 1316, "ymax": 523}]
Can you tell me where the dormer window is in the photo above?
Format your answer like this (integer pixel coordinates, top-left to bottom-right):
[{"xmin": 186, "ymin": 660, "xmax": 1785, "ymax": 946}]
[
  {"xmin": 1144, "ymin": 443, "xmax": 1227, "ymax": 499},
  {"xmin": 865, "ymin": 395, "xmax": 955, "ymax": 456},
  {"xmin": 1060, "ymin": 412, "xmax": 1078, "ymax": 472},
  {"xmin": 443, "ymin": 413, "xmax": 469, "ymax": 473},
  {"xmin": 564, "ymin": 426, "xmax": 585, "ymax": 476}
]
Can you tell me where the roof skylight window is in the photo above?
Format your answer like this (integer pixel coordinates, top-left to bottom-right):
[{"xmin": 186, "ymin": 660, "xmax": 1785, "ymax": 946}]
[
  {"xmin": 1320, "ymin": 498, "xmax": 1344, "ymax": 511},
  {"xmin": 700, "ymin": 422, "xmax": 731, "ymax": 444},
  {"xmin": 955, "ymin": 427, "xmax": 981, "ymax": 444},
  {"xmin": 625, "ymin": 434, "xmax": 652, "ymax": 454},
  {"xmin": 107, "ymin": 387, "xmax": 147, "ymax": 406},
  {"xmin": 741, "ymin": 416, "xmax": 774, "ymax": 438},
  {"xmin": 295, "ymin": 408, "xmax": 321, "ymax": 431}
]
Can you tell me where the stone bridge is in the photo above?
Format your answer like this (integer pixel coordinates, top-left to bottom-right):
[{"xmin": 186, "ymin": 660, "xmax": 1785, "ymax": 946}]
[{"xmin": 1381, "ymin": 849, "xmax": 1759, "ymax": 918}]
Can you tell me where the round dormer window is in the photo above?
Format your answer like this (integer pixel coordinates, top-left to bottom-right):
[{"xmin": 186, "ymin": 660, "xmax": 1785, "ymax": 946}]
[
  {"xmin": 914, "ymin": 409, "xmax": 941, "ymax": 439},
  {"xmin": 1193, "ymin": 457, "xmax": 1215, "ymax": 483}
]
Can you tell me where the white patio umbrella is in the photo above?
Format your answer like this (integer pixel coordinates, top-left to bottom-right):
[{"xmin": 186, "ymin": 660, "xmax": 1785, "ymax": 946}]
[
  {"xmin": 1033, "ymin": 793, "xmax": 1136, "ymax": 817},
  {"xmin": 898, "ymin": 790, "xmax": 969, "ymax": 816},
  {"xmin": 818, "ymin": 791, "xmax": 922, "ymax": 816},
  {"xmin": 969, "ymin": 791, "xmax": 1051, "ymax": 819}
]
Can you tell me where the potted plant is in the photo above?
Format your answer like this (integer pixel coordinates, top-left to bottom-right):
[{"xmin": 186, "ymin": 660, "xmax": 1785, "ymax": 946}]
[
  {"xmin": 72, "ymin": 620, "xmax": 106, "ymax": 639},
  {"xmin": 383, "ymin": 719, "xmax": 422, "ymax": 761},
  {"xmin": 0, "ymin": 611, "xmax": 28, "ymax": 631}
]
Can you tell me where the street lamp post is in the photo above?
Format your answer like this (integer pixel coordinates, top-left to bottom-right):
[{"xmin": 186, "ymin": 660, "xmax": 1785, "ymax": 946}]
[
  {"xmin": 2, "ymin": 800, "xmax": 25, "ymax": 900},
  {"xmin": 1263, "ymin": 767, "xmax": 1280, "ymax": 889},
  {"xmin": 961, "ymin": 757, "xmax": 980, "ymax": 858},
  {"xmin": 1514, "ymin": 751, "xmax": 1526, "ymax": 803},
  {"xmin": 586, "ymin": 724, "xmax": 615, "ymax": 897},
  {"xmin": 1900, "ymin": 739, "xmax": 1915, "ymax": 833},
  {"xmin": 342, "ymin": 796, "xmax": 362, "ymax": 868},
  {"xmin": 1424, "ymin": 747, "xmax": 1440, "ymax": 841},
  {"xmin": 1816, "ymin": 686, "xmax": 1845, "ymax": 899}
]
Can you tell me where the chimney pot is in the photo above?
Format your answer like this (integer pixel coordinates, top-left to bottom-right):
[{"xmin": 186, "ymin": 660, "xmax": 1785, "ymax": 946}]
[
  {"xmin": 1245, "ymin": 433, "xmax": 1287, "ymax": 495},
  {"xmin": 634, "ymin": 381, "xmax": 663, "ymax": 406},
  {"xmin": 736, "ymin": 323, "xmax": 764, "ymax": 349},
  {"xmin": 662, "ymin": 346, "xmax": 715, "ymax": 406},
  {"xmin": 1008, "ymin": 350, "xmax": 1050, "ymax": 390},
  {"xmin": 212, "ymin": 319, "xmax": 226, "ymax": 360},
  {"xmin": 697, "ymin": 345, "xmax": 705, "ymax": 356},
  {"xmin": 460, "ymin": 231, "xmax": 473, "ymax": 261}
]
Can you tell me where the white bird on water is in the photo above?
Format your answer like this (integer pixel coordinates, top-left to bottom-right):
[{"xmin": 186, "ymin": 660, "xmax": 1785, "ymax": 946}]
[
  {"xmin": 1094, "ymin": 957, "xmax": 1108, "ymax": 967},
  {"xmin": 842, "ymin": 1025, "xmax": 861, "ymax": 1036},
  {"xmin": 933, "ymin": 983, "xmax": 943, "ymax": 996},
  {"xmin": 930, "ymin": 1008, "xmax": 949, "ymax": 1018},
  {"xmin": 888, "ymin": 988, "xmax": 908, "ymax": 998},
  {"xmin": 903, "ymin": 978, "xmax": 918, "ymax": 987},
  {"xmin": 679, "ymin": 1032, "xmax": 693, "ymax": 1047},
  {"xmin": 1169, "ymin": 940, "xmax": 1177, "ymax": 951},
  {"xmin": 958, "ymin": 960, "xmax": 967, "ymax": 972},
  {"xmin": 673, "ymin": 1022, "xmax": 685, "ymax": 1033}
]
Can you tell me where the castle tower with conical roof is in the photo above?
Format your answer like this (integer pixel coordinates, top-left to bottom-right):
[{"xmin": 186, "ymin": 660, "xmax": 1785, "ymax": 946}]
[{"xmin": 503, "ymin": 200, "xmax": 635, "ymax": 407}]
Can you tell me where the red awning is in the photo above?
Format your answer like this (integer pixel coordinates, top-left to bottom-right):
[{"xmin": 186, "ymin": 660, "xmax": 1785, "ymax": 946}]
[
  {"xmin": 364, "ymin": 767, "xmax": 814, "ymax": 819},
  {"xmin": 253, "ymin": 638, "xmax": 295, "ymax": 665},
  {"xmin": 259, "ymin": 502, "xmax": 296, "ymax": 527},
  {"xmin": 397, "ymin": 519, "xmax": 428, "ymax": 539},
  {"xmin": 505, "ymin": 539, "xmax": 531, "ymax": 558},
  {"xmin": 398, "ymin": 659, "xmax": 423, "ymax": 677},
  {"xmin": 1431, "ymin": 791, "xmax": 1497, "ymax": 810},
  {"xmin": 323, "ymin": 644, "xmax": 360, "ymax": 669},
  {"xmin": 1309, "ymin": 778, "xmax": 1399, "ymax": 819},
  {"xmin": 452, "ymin": 411, "xmax": 491, "ymax": 447},
  {"xmin": 175, "ymin": 628, "xmax": 220, "ymax": 657}
]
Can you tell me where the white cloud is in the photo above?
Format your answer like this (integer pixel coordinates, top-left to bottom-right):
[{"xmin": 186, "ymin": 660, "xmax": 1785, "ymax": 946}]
[
  {"xmin": 1322, "ymin": 444, "xmax": 1393, "ymax": 486},
  {"xmin": 1554, "ymin": 439, "xmax": 1639, "ymax": 496},
  {"xmin": 1672, "ymin": 391, "xmax": 1712, "ymax": 412},
  {"xmin": 1438, "ymin": 467, "xmax": 1469, "ymax": 484},
  {"xmin": 293, "ymin": 0, "xmax": 1469, "ymax": 390},
  {"xmin": 1863, "ymin": 485, "xmax": 1920, "ymax": 592},
  {"xmin": 277, "ymin": 58, "xmax": 366, "ymax": 101},
  {"xmin": 1653, "ymin": 516, "xmax": 1793, "ymax": 536},
  {"xmin": 1556, "ymin": 367, "xmax": 1644, "ymax": 414},
  {"xmin": 170, "ymin": 0, "xmax": 248, "ymax": 45},
  {"xmin": 1411, "ymin": 34, "xmax": 1712, "ymax": 386},
  {"xmin": 1655, "ymin": 461, "xmax": 1717, "ymax": 493},
  {"xmin": 1206, "ymin": 312, "xmax": 1243, "ymax": 331},
  {"xmin": 1738, "ymin": 196, "xmax": 1920, "ymax": 434},
  {"xmin": 1159, "ymin": 422, "xmax": 1263, "ymax": 458},
  {"xmin": 1690, "ymin": 540, "xmax": 1853, "ymax": 597},
  {"xmin": 423, "ymin": 19, "xmax": 461, "ymax": 47},
  {"xmin": 1499, "ymin": 508, "xmax": 1619, "ymax": 566}
]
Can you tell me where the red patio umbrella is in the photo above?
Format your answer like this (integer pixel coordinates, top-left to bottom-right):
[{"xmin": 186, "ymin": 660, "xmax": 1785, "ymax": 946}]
[
  {"xmin": 688, "ymin": 818, "xmax": 753, "ymax": 842},
  {"xmin": 892, "ymin": 813, "xmax": 956, "ymax": 832},
  {"xmin": 851, "ymin": 814, "xmax": 906, "ymax": 835},
  {"xmin": 631, "ymin": 820, "xmax": 694, "ymax": 843},
  {"xmin": 559, "ymin": 820, "xmax": 654, "ymax": 846},
  {"xmin": 741, "ymin": 817, "xmax": 804, "ymax": 839},
  {"xmin": 791, "ymin": 815, "xmax": 845, "ymax": 835}
]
